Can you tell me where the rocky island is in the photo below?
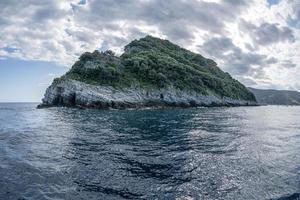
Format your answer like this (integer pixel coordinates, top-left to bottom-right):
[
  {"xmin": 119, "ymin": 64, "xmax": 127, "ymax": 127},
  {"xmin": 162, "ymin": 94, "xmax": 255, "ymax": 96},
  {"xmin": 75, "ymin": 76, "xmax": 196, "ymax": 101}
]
[{"xmin": 38, "ymin": 36, "xmax": 257, "ymax": 109}]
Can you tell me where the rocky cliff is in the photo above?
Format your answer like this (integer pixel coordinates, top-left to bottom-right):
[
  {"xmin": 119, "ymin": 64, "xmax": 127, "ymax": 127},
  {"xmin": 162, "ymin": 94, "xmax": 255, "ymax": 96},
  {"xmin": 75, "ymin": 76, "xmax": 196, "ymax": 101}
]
[{"xmin": 38, "ymin": 36, "xmax": 257, "ymax": 109}]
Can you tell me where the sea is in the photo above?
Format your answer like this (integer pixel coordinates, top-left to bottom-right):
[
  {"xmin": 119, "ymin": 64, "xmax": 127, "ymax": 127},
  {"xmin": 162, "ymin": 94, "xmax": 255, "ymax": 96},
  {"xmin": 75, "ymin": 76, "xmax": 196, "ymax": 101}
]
[{"xmin": 0, "ymin": 103, "xmax": 300, "ymax": 200}]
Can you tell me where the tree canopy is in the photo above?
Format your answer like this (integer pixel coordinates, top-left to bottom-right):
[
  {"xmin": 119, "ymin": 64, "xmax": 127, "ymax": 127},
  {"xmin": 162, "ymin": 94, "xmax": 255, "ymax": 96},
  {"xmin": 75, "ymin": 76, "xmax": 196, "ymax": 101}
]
[{"xmin": 63, "ymin": 35, "xmax": 256, "ymax": 101}]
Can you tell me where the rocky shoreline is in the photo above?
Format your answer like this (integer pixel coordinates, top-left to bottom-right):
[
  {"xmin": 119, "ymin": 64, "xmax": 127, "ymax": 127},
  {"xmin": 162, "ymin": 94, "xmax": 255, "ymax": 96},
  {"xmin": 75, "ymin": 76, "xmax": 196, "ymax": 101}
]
[{"xmin": 37, "ymin": 79, "xmax": 258, "ymax": 109}]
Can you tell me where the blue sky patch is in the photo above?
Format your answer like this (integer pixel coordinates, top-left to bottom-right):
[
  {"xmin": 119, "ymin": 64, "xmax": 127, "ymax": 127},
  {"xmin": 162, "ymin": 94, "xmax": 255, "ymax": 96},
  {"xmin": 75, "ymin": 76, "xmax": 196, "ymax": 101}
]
[{"xmin": 267, "ymin": 0, "xmax": 280, "ymax": 7}]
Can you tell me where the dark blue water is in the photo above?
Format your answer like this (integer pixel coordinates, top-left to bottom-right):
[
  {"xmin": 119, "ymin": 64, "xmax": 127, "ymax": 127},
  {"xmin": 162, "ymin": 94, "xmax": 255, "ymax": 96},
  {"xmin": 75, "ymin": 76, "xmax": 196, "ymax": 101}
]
[{"xmin": 0, "ymin": 103, "xmax": 300, "ymax": 200}]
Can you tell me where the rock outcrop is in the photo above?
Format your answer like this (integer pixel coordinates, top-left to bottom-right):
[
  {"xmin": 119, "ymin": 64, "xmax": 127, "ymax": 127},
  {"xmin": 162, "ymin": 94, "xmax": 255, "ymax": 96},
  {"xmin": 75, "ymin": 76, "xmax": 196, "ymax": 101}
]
[{"xmin": 38, "ymin": 79, "xmax": 257, "ymax": 109}]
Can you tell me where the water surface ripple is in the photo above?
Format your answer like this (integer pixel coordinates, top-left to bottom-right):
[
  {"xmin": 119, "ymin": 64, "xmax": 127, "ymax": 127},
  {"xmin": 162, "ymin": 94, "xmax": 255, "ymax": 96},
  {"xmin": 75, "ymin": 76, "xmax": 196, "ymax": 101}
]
[{"xmin": 0, "ymin": 103, "xmax": 300, "ymax": 199}]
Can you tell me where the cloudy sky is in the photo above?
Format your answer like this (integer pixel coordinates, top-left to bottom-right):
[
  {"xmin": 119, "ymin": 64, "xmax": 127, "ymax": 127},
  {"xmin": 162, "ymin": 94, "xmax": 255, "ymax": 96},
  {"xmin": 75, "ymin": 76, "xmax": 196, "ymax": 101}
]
[{"xmin": 0, "ymin": 0, "xmax": 299, "ymax": 101}]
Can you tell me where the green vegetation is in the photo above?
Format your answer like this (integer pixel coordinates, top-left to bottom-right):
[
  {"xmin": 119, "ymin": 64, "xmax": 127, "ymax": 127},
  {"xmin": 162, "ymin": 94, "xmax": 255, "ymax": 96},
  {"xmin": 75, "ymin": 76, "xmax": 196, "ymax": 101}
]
[{"xmin": 64, "ymin": 35, "xmax": 256, "ymax": 101}]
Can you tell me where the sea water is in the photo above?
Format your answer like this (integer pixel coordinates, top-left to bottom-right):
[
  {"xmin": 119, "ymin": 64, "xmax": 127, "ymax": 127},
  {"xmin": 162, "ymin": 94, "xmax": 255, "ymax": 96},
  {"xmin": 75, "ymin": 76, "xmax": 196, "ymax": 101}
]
[{"xmin": 0, "ymin": 103, "xmax": 299, "ymax": 199}]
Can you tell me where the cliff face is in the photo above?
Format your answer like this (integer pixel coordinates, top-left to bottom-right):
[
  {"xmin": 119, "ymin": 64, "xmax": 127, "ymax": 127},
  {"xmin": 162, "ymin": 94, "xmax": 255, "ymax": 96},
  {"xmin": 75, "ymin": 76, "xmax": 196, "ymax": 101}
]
[
  {"xmin": 38, "ymin": 35, "xmax": 257, "ymax": 109},
  {"xmin": 39, "ymin": 79, "xmax": 256, "ymax": 109}
]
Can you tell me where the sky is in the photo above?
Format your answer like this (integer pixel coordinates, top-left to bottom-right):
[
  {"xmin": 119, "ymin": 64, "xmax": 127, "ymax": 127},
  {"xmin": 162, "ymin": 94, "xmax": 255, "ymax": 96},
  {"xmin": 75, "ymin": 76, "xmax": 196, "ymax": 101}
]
[{"xmin": 0, "ymin": 0, "xmax": 299, "ymax": 102}]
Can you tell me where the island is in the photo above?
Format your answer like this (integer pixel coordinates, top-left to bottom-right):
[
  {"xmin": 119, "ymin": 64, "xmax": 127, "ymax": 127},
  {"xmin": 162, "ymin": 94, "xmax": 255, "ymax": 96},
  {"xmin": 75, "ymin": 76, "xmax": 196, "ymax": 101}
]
[{"xmin": 38, "ymin": 36, "xmax": 257, "ymax": 109}]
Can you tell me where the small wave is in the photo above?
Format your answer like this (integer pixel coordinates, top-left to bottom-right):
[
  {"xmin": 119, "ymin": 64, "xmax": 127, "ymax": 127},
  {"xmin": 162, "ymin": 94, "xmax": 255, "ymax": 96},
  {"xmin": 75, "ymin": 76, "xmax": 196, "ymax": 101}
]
[
  {"xmin": 74, "ymin": 181, "xmax": 142, "ymax": 199},
  {"xmin": 0, "ymin": 107, "xmax": 17, "ymax": 111},
  {"xmin": 270, "ymin": 193, "xmax": 300, "ymax": 200}
]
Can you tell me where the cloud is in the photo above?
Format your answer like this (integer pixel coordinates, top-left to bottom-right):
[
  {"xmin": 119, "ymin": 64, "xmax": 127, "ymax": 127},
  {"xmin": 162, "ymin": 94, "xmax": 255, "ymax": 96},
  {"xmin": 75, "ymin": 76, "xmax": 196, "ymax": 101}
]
[
  {"xmin": 238, "ymin": 77, "xmax": 258, "ymax": 87},
  {"xmin": 239, "ymin": 20, "xmax": 295, "ymax": 46},
  {"xmin": 198, "ymin": 36, "xmax": 277, "ymax": 77},
  {"xmin": 0, "ymin": 0, "xmax": 78, "ymax": 65},
  {"xmin": 0, "ymin": 0, "xmax": 253, "ymax": 65},
  {"xmin": 0, "ymin": 0, "xmax": 299, "ymax": 91},
  {"xmin": 71, "ymin": 0, "xmax": 251, "ymax": 43},
  {"xmin": 276, "ymin": 0, "xmax": 300, "ymax": 29},
  {"xmin": 281, "ymin": 60, "xmax": 296, "ymax": 68}
]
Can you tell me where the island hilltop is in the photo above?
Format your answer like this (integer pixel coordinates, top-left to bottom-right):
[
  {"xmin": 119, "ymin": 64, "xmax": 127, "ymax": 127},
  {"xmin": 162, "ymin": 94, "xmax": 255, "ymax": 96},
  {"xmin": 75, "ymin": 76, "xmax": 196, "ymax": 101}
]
[{"xmin": 38, "ymin": 35, "xmax": 257, "ymax": 109}]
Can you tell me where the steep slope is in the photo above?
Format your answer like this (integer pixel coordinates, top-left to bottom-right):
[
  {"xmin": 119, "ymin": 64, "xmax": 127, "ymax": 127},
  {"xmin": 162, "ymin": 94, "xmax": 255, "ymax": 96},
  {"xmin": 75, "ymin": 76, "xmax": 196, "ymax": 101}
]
[
  {"xmin": 249, "ymin": 87, "xmax": 300, "ymax": 105},
  {"xmin": 38, "ymin": 36, "xmax": 257, "ymax": 109}
]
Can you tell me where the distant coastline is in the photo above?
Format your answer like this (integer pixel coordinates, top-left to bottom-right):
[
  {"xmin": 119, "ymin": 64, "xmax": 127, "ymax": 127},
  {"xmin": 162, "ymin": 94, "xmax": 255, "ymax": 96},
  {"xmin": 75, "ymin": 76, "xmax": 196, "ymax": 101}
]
[{"xmin": 248, "ymin": 87, "xmax": 300, "ymax": 106}]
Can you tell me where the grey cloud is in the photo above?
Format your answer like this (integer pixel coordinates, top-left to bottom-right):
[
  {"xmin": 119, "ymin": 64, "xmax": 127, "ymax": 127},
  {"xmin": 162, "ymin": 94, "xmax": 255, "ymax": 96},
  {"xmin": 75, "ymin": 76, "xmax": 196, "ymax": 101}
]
[
  {"xmin": 0, "ymin": 0, "xmax": 252, "ymax": 63},
  {"xmin": 0, "ymin": 0, "xmax": 67, "ymax": 24},
  {"xmin": 238, "ymin": 77, "xmax": 258, "ymax": 87},
  {"xmin": 73, "ymin": 0, "xmax": 251, "ymax": 43},
  {"xmin": 198, "ymin": 36, "xmax": 278, "ymax": 78},
  {"xmin": 158, "ymin": 22, "xmax": 195, "ymax": 44},
  {"xmin": 239, "ymin": 20, "xmax": 295, "ymax": 45},
  {"xmin": 245, "ymin": 43, "xmax": 255, "ymax": 51},
  {"xmin": 33, "ymin": 4, "xmax": 67, "ymax": 22},
  {"xmin": 266, "ymin": 57, "xmax": 278, "ymax": 64},
  {"xmin": 199, "ymin": 37, "xmax": 239, "ymax": 57},
  {"xmin": 293, "ymin": 83, "xmax": 300, "ymax": 91},
  {"xmin": 281, "ymin": 60, "xmax": 296, "ymax": 68}
]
